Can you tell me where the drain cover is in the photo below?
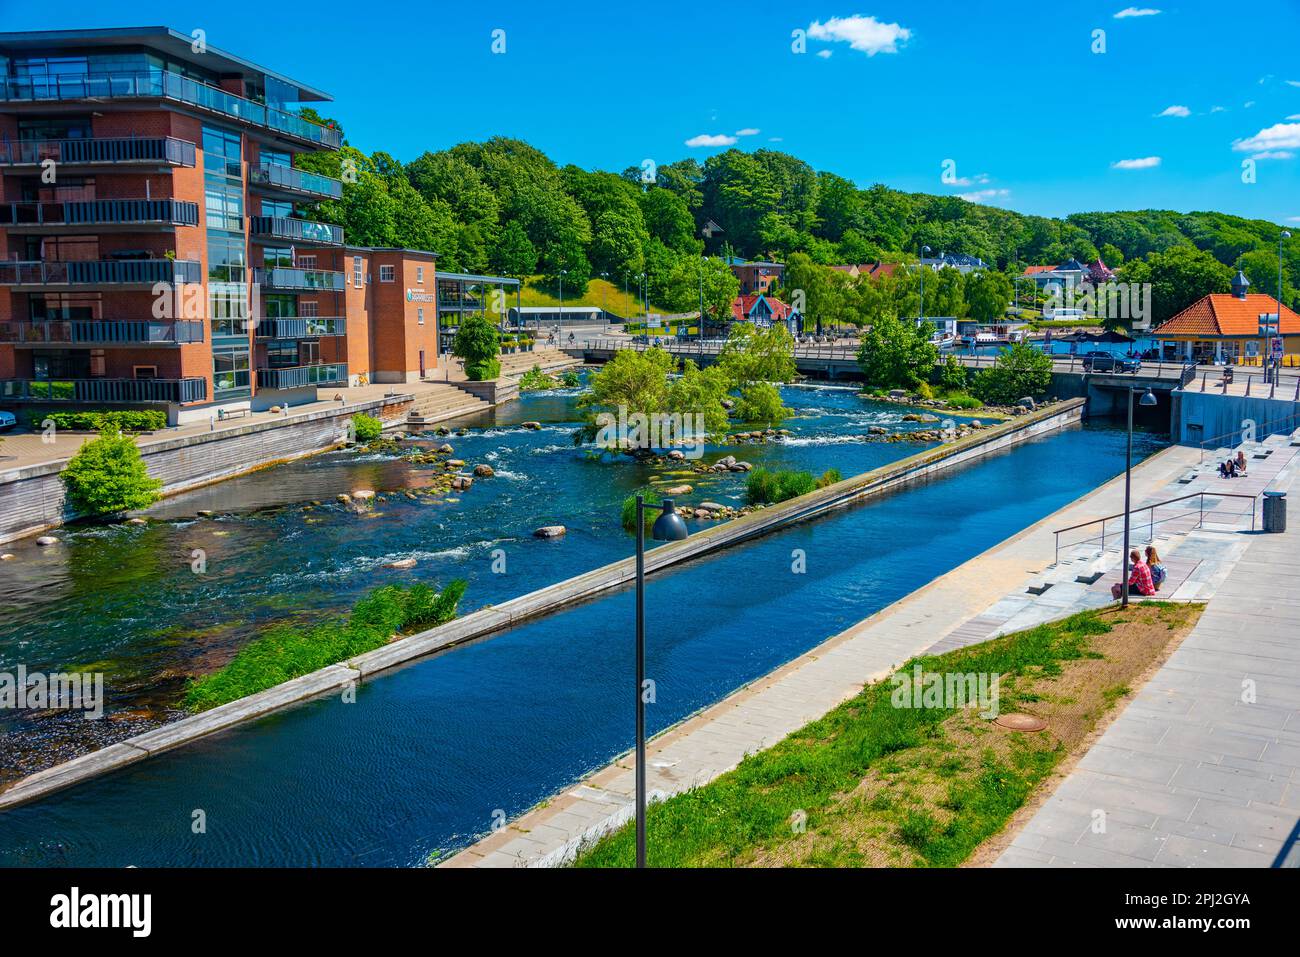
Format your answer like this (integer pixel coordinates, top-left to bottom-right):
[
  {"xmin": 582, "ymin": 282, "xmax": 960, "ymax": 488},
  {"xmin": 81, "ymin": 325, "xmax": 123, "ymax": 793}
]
[{"xmin": 995, "ymin": 713, "xmax": 1048, "ymax": 732}]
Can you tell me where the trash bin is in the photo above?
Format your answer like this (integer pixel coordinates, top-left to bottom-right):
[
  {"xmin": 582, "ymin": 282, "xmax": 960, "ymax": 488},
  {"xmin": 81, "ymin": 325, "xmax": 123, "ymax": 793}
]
[{"xmin": 1263, "ymin": 490, "xmax": 1287, "ymax": 533}]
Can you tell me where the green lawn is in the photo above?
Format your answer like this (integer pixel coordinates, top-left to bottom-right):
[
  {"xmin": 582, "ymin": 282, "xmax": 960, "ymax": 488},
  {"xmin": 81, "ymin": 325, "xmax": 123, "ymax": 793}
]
[
  {"xmin": 518, "ymin": 276, "xmax": 670, "ymax": 317},
  {"xmin": 572, "ymin": 601, "xmax": 1200, "ymax": 868}
]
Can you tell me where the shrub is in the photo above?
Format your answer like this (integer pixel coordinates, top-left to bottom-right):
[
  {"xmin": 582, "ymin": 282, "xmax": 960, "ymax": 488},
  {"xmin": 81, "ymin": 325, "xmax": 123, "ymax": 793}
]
[
  {"xmin": 621, "ymin": 487, "xmax": 664, "ymax": 532},
  {"xmin": 971, "ymin": 344, "xmax": 1053, "ymax": 405},
  {"xmin": 60, "ymin": 432, "xmax": 163, "ymax": 516},
  {"xmin": 733, "ymin": 381, "xmax": 790, "ymax": 427},
  {"xmin": 183, "ymin": 579, "xmax": 467, "ymax": 712},
  {"xmin": 519, "ymin": 365, "xmax": 559, "ymax": 392},
  {"xmin": 351, "ymin": 413, "xmax": 382, "ymax": 442},
  {"xmin": 559, "ymin": 369, "xmax": 581, "ymax": 388},
  {"xmin": 465, "ymin": 357, "xmax": 502, "ymax": 381},
  {"xmin": 746, "ymin": 467, "xmax": 816, "ymax": 505},
  {"xmin": 29, "ymin": 409, "xmax": 167, "ymax": 433},
  {"xmin": 937, "ymin": 355, "xmax": 969, "ymax": 392},
  {"xmin": 915, "ymin": 382, "xmax": 935, "ymax": 400},
  {"xmin": 943, "ymin": 392, "xmax": 983, "ymax": 410},
  {"xmin": 815, "ymin": 468, "xmax": 842, "ymax": 489}
]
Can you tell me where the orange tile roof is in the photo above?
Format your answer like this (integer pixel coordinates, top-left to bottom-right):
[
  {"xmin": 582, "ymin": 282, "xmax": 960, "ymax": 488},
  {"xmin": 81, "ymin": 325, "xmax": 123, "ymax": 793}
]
[
  {"xmin": 1152, "ymin": 293, "xmax": 1300, "ymax": 338},
  {"xmin": 1022, "ymin": 265, "xmax": 1057, "ymax": 276}
]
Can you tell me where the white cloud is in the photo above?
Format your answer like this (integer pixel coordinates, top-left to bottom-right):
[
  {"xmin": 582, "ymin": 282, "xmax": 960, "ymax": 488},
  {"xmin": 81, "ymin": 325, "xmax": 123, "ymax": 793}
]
[
  {"xmin": 1157, "ymin": 105, "xmax": 1190, "ymax": 117},
  {"xmin": 1251, "ymin": 151, "xmax": 1295, "ymax": 161},
  {"xmin": 1114, "ymin": 7, "xmax": 1162, "ymax": 17},
  {"xmin": 684, "ymin": 133, "xmax": 737, "ymax": 148},
  {"xmin": 1288, "ymin": 114, "xmax": 1300, "ymax": 121},
  {"xmin": 1111, "ymin": 156, "xmax": 1161, "ymax": 169},
  {"xmin": 816, "ymin": 49, "xmax": 833, "ymax": 59},
  {"xmin": 1245, "ymin": 101, "xmax": 1256, "ymax": 108},
  {"xmin": 1211, "ymin": 106, "xmax": 1227, "ymax": 113},
  {"xmin": 807, "ymin": 15, "xmax": 911, "ymax": 56},
  {"xmin": 768, "ymin": 137, "xmax": 784, "ymax": 142},
  {"xmin": 1233, "ymin": 122, "xmax": 1300, "ymax": 153},
  {"xmin": 1287, "ymin": 80, "xmax": 1300, "ymax": 87},
  {"xmin": 735, "ymin": 128, "xmax": 761, "ymax": 137},
  {"xmin": 1288, "ymin": 217, "xmax": 1300, "ymax": 223},
  {"xmin": 958, "ymin": 188, "xmax": 1011, "ymax": 204}
]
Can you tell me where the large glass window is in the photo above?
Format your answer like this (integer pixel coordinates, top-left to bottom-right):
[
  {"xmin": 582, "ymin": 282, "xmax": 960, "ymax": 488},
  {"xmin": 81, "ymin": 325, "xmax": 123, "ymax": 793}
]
[
  {"xmin": 209, "ymin": 283, "xmax": 250, "ymax": 338},
  {"xmin": 202, "ymin": 126, "xmax": 242, "ymax": 180},
  {"xmin": 212, "ymin": 347, "xmax": 250, "ymax": 397}
]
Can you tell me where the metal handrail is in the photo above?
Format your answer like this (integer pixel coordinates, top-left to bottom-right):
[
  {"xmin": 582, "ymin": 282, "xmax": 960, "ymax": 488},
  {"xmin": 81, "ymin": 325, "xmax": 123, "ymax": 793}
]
[
  {"xmin": 1197, "ymin": 412, "xmax": 1300, "ymax": 463},
  {"xmin": 1053, "ymin": 490, "xmax": 1260, "ymax": 565}
]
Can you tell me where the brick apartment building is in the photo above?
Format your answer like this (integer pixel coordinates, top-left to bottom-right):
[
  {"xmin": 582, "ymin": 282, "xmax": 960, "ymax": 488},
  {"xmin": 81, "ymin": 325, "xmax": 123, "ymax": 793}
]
[{"xmin": 0, "ymin": 26, "xmax": 440, "ymax": 424}]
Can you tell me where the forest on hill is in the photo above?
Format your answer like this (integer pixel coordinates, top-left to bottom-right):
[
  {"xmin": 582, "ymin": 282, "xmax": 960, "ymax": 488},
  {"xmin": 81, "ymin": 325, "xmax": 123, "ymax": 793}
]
[{"xmin": 294, "ymin": 111, "xmax": 1296, "ymax": 324}]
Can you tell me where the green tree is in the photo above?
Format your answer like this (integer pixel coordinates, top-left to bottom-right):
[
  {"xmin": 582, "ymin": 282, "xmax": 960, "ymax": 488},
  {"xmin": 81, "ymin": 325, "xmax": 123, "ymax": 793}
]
[
  {"xmin": 856, "ymin": 314, "xmax": 939, "ymax": 389},
  {"xmin": 1119, "ymin": 245, "xmax": 1232, "ymax": 327},
  {"xmin": 966, "ymin": 270, "xmax": 1014, "ymax": 324},
  {"xmin": 717, "ymin": 322, "xmax": 797, "ymax": 388},
  {"xmin": 452, "ymin": 312, "xmax": 501, "ymax": 380},
  {"xmin": 971, "ymin": 343, "xmax": 1053, "ymax": 405},
  {"xmin": 60, "ymin": 432, "xmax": 163, "ymax": 516},
  {"xmin": 492, "ymin": 220, "xmax": 538, "ymax": 278},
  {"xmin": 576, "ymin": 347, "xmax": 678, "ymax": 444}
]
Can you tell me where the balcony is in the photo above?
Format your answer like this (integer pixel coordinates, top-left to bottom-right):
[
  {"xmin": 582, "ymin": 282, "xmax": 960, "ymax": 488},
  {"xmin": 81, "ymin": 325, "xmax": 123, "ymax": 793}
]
[
  {"xmin": 254, "ymin": 267, "xmax": 346, "ymax": 291},
  {"xmin": 0, "ymin": 72, "xmax": 342, "ymax": 150},
  {"xmin": 0, "ymin": 320, "xmax": 204, "ymax": 346},
  {"xmin": 0, "ymin": 136, "xmax": 197, "ymax": 169},
  {"xmin": 249, "ymin": 216, "xmax": 343, "ymax": 246},
  {"xmin": 0, "ymin": 259, "xmax": 203, "ymax": 287},
  {"xmin": 257, "ymin": 363, "xmax": 348, "ymax": 390},
  {"xmin": 0, "ymin": 199, "xmax": 200, "ymax": 230},
  {"xmin": 254, "ymin": 317, "xmax": 346, "ymax": 338},
  {"xmin": 0, "ymin": 377, "xmax": 207, "ymax": 404},
  {"xmin": 249, "ymin": 163, "xmax": 343, "ymax": 201}
]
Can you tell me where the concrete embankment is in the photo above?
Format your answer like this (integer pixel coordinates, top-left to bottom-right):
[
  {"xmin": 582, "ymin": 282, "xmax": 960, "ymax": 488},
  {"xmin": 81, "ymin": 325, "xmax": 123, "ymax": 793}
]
[
  {"xmin": 0, "ymin": 398, "xmax": 1083, "ymax": 811},
  {"xmin": 0, "ymin": 394, "xmax": 411, "ymax": 544}
]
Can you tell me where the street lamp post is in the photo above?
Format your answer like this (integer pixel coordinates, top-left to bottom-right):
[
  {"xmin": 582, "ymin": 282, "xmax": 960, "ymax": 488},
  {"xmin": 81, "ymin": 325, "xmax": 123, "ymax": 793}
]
[
  {"xmin": 600, "ymin": 271, "xmax": 609, "ymax": 334},
  {"xmin": 1120, "ymin": 386, "xmax": 1159, "ymax": 608},
  {"xmin": 559, "ymin": 269, "xmax": 567, "ymax": 344},
  {"xmin": 919, "ymin": 244, "xmax": 931, "ymax": 324},
  {"xmin": 1276, "ymin": 231, "xmax": 1290, "ymax": 385},
  {"xmin": 632, "ymin": 495, "xmax": 689, "ymax": 868}
]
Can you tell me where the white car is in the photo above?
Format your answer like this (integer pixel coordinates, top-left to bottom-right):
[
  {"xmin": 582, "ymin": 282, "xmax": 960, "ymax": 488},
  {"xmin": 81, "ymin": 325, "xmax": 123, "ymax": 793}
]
[{"xmin": 0, "ymin": 410, "xmax": 16, "ymax": 432}]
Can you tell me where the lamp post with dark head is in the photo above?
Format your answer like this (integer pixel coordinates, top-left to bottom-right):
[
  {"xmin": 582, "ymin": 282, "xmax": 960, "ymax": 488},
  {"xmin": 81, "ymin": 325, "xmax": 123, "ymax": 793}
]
[
  {"xmin": 632, "ymin": 494, "xmax": 688, "ymax": 867},
  {"xmin": 1121, "ymin": 386, "xmax": 1159, "ymax": 608}
]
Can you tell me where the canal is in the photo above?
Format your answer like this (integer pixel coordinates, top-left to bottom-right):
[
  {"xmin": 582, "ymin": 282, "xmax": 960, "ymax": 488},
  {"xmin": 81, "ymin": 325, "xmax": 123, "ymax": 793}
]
[{"xmin": 0, "ymin": 400, "xmax": 1163, "ymax": 866}]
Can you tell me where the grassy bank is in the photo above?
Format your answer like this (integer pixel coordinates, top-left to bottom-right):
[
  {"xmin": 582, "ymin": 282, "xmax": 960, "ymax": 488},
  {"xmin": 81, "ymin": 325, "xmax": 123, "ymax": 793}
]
[
  {"xmin": 184, "ymin": 580, "xmax": 467, "ymax": 712},
  {"xmin": 573, "ymin": 601, "xmax": 1201, "ymax": 868},
  {"xmin": 519, "ymin": 276, "xmax": 668, "ymax": 317}
]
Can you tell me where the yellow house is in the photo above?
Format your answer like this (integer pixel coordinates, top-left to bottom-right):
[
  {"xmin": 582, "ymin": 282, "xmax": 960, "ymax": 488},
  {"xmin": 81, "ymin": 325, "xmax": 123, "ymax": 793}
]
[{"xmin": 1152, "ymin": 272, "xmax": 1300, "ymax": 367}]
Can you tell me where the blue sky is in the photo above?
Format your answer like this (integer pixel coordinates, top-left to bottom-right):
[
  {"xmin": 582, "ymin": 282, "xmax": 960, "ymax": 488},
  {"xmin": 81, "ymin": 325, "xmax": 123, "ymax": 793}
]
[{"xmin": 5, "ymin": 1, "xmax": 1300, "ymax": 224}]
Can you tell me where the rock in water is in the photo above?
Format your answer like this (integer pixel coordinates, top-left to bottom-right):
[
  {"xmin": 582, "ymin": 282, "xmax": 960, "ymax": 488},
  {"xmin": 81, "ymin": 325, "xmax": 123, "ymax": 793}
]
[
  {"xmin": 352, "ymin": 490, "xmax": 376, "ymax": 501},
  {"xmin": 663, "ymin": 484, "xmax": 693, "ymax": 495},
  {"xmin": 125, "ymin": 517, "xmax": 148, "ymax": 526},
  {"xmin": 534, "ymin": 525, "xmax": 567, "ymax": 538},
  {"xmin": 36, "ymin": 536, "xmax": 59, "ymax": 546},
  {"xmin": 522, "ymin": 421, "xmax": 542, "ymax": 430},
  {"xmin": 385, "ymin": 558, "xmax": 418, "ymax": 569},
  {"xmin": 473, "ymin": 464, "xmax": 495, "ymax": 477}
]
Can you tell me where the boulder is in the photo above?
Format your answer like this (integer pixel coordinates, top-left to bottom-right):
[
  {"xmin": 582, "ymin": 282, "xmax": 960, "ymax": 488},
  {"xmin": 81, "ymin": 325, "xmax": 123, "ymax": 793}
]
[
  {"xmin": 36, "ymin": 536, "xmax": 59, "ymax": 546},
  {"xmin": 534, "ymin": 525, "xmax": 566, "ymax": 538},
  {"xmin": 446, "ymin": 459, "xmax": 465, "ymax": 468},
  {"xmin": 521, "ymin": 421, "xmax": 542, "ymax": 430},
  {"xmin": 699, "ymin": 502, "xmax": 724, "ymax": 512},
  {"xmin": 666, "ymin": 449, "xmax": 685, "ymax": 461},
  {"xmin": 337, "ymin": 493, "xmax": 352, "ymax": 504},
  {"xmin": 1017, "ymin": 396, "xmax": 1036, "ymax": 410},
  {"xmin": 385, "ymin": 558, "xmax": 418, "ymax": 570},
  {"xmin": 694, "ymin": 508, "xmax": 713, "ymax": 519},
  {"xmin": 473, "ymin": 464, "xmax": 495, "ymax": 477},
  {"xmin": 197, "ymin": 509, "xmax": 215, "ymax": 516},
  {"xmin": 125, "ymin": 518, "xmax": 148, "ymax": 526},
  {"xmin": 868, "ymin": 425, "xmax": 888, "ymax": 435},
  {"xmin": 437, "ymin": 444, "xmax": 454, "ymax": 454},
  {"xmin": 718, "ymin": 455, "xmax": 736, "ymax": 467},
  {"xmin": 352, "ymin": 490, "xmax": 376, "ymax": 501},
  {"xmin": 1, "ymin": 553, "xmax": 15, "ymax": 561},
  {"xmin": 663, "ymin": 484, "xmax": 693, "ymax": 495},
  {"xmin": 733, "ymin": 461, "xmax": 753, "ymax": 472},
  {"xmin": 451, "ymin": 476, "xmax": 474, "ymax": 491}
]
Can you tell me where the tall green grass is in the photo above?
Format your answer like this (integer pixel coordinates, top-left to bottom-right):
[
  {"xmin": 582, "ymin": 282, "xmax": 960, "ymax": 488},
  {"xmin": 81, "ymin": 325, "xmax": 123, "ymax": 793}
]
[
  {"xmin": 183, "ymin": 580, "xmax": 467, "ymax": 712},
  {"xmin": 745, "ymin": 467, "xmax": 840, "ymax": 505}
]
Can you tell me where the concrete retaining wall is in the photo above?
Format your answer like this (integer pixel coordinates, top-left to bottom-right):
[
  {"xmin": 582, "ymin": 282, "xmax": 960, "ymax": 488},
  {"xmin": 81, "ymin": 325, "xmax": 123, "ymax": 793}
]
[
  {"xmin": 0, "ymin": 398, "xmax": 1084, "ymax": 811},
  {"xmin": 0, "ymin": 396, "xmax": 411, "ymax": 544},
  {"xmin": 1172, "ymin": 388, "xmax": 1300, "ymax": 447}
]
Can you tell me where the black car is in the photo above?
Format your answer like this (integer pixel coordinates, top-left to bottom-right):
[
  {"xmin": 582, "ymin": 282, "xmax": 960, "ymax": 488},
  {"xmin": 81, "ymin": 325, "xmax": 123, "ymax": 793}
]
[{"xmin": 1081, "ymin": 351, "xmax": 1141, "ymax": 373}]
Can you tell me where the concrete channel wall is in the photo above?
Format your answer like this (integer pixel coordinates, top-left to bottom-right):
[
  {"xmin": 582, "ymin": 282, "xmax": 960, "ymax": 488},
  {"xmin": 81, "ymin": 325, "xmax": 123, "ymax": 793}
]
[
  {"xmin": 0, "ymin": 396, "xmax": 411, "ymax": 544},
  {"xmin": 0, "ymin": 398, "xmax": 1084, "ymax": 811}
]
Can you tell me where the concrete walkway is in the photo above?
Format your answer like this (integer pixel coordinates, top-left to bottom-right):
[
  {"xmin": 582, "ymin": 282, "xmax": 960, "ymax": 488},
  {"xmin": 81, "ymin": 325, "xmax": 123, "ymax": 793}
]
[
  {"xmin": 996, "ymin": 443, "xmax": 1300, "ymax": 868},
  {"xmin": 443, "ymin": 440, "xmax": 1237, "ymax": 868}
]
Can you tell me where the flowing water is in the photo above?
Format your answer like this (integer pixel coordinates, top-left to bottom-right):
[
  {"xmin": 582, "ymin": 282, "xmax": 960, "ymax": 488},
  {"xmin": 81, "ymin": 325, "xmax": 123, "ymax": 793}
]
[{"xmin": 0, "ymin": 379, "xmax": 1164, "ymax": 866}]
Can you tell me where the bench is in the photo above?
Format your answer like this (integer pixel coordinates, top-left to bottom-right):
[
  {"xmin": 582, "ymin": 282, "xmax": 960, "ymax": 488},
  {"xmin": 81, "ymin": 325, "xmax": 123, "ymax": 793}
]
[
  {"xmin": 217, "ymin": 408, "xmax": 249, "ymax": 421},
  {"xmin": 1177, "ymin": 470, "xmax": 1199, "ymax": 484},
  {"xmin": 1026, "ymin": 580, "xmax": 1054, "ymax": 596}
]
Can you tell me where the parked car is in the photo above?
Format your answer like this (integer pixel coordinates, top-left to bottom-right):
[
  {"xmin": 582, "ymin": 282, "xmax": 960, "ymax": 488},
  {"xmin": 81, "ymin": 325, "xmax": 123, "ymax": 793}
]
[
  {"xmin": 1081, "ymin": 351, "xmax": 1142, "ymax": 373},
  {"xmin": 0, "ymin": 410, "xmax": 16, "ymax": 432}
]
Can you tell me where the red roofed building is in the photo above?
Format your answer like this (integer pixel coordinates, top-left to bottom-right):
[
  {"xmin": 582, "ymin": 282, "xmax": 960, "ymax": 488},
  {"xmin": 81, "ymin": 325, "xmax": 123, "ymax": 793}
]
[
  {"xmin": 1151, "ymin": 271, "xmax": 1300, "ymax": 365},
  {"xmin": 730, "ymin": 294, "xmax": 801, "ymax": 335}
]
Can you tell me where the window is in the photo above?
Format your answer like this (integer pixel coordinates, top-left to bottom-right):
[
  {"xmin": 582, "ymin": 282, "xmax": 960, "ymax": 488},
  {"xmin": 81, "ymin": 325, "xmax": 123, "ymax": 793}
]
[
  {"xmin": 417, "ymin": 307, "xmax": 424, "ymax": 326},
  {"xmin": 133, "ymin": 365, "xmax": 158, "ymax": 380},
  {"xmin": 353, "ymin": 256, "xmax": 364, "ymax": 287},
  {"xmin": 416, "ymin": 266, "xmax": 424, "ymax": 284},
  {"xmin": 89, "ymin": 349, "xmax": 105, "ymax": 377},
  {"xmin": 298, "ymin": 254, "xmax": 317, "ymax": 269},
  {"xmin": 299, "ymin": 300, "xmax": 319, "ymax": 318},
  {"xmin": 380, "ymin": 264, "xmax": 395, "ymax": 283}
]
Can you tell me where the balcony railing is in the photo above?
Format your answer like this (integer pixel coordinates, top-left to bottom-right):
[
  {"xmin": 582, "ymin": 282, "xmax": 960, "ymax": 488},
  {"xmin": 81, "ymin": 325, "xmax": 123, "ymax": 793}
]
[
  {"xmin": 0, "ymin": 72, "xmax": 342, "ymax": 149},
  {"xmin": 0, "ymin": 136, "xmax": 197, "ymax": 168},
  {"xmin": 257, "ymin": 363, "xmax": 348, "ymax": 389},
  {"xmin": 0, "ymin": 259, "xmax": 202, "ymax": 286},
  {"xmin": 249, "ymin": 163, "xmax": 343, "ymax": 200},
  {"xmin": 249, "ymin": 216, "xmax": 343, "ymax": 246},
  {"xmin": 254, "ymin": 317, "xmax": 346, "ymax": 338},
  {"xmin": 0, "ymin": 199, "xmax": 200, "ymax": 227},
  {"xmin": 254, "ymin": 267, "xmax": 346, "ymax": 291},
  {"xmin": 0, "ymin": 319, "xmax": 205, "ymax": 345},
  {"xmin": 0, "ymin": 377, "xmax": 207, "ymax": 403}
]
